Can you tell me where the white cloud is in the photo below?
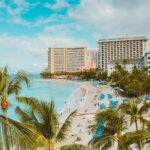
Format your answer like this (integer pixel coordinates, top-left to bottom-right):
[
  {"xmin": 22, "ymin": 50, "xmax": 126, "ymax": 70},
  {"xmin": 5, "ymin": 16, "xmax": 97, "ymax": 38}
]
[
  {"xmin": 44, "ymin": 0, "xmax": 69, "ymax": 10},
  {"xmin": 0, "ymin": 31, "xmax": 88, "ymax": 72},
  {"xmin": 0, "ymin": 0, "xmax": 39, "ymax": 26},
  {"xmin": 69, "ymin": 0, "xmax": 150, "ymax": 38}
]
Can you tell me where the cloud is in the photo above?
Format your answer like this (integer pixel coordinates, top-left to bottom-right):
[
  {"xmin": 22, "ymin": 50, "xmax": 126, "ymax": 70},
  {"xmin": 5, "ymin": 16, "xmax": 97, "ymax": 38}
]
[
  {"xmin": 69, "ymin": 0, "xmax": 150, "ymax": 38},
  {"xmin": 0, "ymin": 0, "xmax": 37, "ymax": 25},
  {"xmin": 0, "ymin": 0, "xmax": 72, "ymax": 27},
  {"xmin": 0, "ymin": 30, "xmax": 88, "ymax": 72},
  {"xmin": 44, "ymin": 0, "xmax": 69, "ymax": 10}
]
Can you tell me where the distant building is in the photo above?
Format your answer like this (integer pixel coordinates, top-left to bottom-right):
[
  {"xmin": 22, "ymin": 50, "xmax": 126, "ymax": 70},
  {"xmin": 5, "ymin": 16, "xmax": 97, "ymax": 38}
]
[
  {"xmin": 97, "ymin": 36, "xmax": 148, "ymax": 71},
  {"xmin": 107, "ymin": 59, "xmax": 141, "ymax": 75},
  {"xmin": 88, "ymin": 50, "xmax": 98, "ymax": 68},
  {"xmin": 48, "ymin": 47, "xmax": 88, "ymax": 73},
  {"xmin": 140, "ymin": 52, "xmax": 150, "ymax": 73}
]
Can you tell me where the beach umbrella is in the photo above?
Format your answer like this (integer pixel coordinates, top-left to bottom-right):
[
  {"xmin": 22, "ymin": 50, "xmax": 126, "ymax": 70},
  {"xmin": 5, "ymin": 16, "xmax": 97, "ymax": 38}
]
[
  {"xmin": 93, "ymin": 121, "xmax": 104, "ymax": 139},
  {"xmin": 100, "ymin": 103, "xmax": 106, "ymax": 109},
  {"xmin": 100, "ymin": 94, "xmax": 105, "ymax": 100},
  {"xmin": 107, "ymin": 94, "xmax": 113, "ymax": 99}
]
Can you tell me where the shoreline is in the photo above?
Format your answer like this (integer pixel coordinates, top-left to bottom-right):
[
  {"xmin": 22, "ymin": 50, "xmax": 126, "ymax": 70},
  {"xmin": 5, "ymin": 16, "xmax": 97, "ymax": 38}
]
[
  {"xmin": 54, "ymin": 79, "xmax": 125, "ymax": 149},
  {"xmin": 56, "ymin": 80, "xmax": 100, "ymax": 148}
]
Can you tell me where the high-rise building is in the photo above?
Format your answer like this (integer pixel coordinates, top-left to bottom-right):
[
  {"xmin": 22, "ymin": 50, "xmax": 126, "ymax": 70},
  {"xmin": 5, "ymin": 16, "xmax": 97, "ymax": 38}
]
[
  {"xmin": 48, "ymin": 47, "xmax": 88, "ymax": 73},
  {"xmin": 88, "ymin": 50, "xmax": 98, "ymax": 68},
  {"xmin": 97, "ymin": 36, "xmax": 148, "ymax": 70}
]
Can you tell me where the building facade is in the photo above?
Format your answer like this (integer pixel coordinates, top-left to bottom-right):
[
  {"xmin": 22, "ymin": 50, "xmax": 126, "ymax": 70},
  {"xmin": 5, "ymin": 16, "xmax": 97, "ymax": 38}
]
[
  {"xmin": 88, "ymin": 50, "xmax": 98, "ymax": 69},
  {"xmin": 48, "ymin": 47, "xmax": 88, "ymax": 73},
  {"xmin": 107, "ymin": 59, "xmax": 141, "ymax": 75},
  {"xmin": 97, "ymin": 36, "xmax": 148, "ymax": 71},
  {"xmin": 140, "ymin": 52, "xmax": 150, "ymax": 73}
]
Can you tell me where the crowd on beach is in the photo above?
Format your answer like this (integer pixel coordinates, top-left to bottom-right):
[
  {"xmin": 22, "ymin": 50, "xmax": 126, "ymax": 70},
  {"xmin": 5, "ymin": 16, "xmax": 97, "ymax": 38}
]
[{"xmin": 59, "ymin": 81, "xmax": 126, "ymax": 147}]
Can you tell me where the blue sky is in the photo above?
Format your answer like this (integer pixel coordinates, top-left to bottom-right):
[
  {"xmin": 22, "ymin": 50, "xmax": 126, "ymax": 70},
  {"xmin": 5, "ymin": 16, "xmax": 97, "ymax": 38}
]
[{"xmin": 0, "ymin": 0, "xmax": 150, "ymax": 73}]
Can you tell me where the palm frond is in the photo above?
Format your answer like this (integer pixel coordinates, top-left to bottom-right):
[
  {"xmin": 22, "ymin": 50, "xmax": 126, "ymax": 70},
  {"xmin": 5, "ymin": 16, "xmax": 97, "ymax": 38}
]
[
  {"xmin": 0, "ymin": 114, "xmax": 40, "ymax": 150},
  {"xmin": 15, "ymin": 106, "xmax": 38, "ymax": 124},
  {"xmin": 8, "ymin": 71, "xmax": 30, "ymax": 95},
  {"xmin": 56, "ymin": 111, "xmax": 76, "ymax": 142},
  {"xmin": 16, "ymin": 96, "xmax": 40, "ymax": 111},
  {"xmin": 122, "ymin": 130, "xmax": 150, "ymax": 148},
  {"xmin": 139, "ymin": 102, "xmax": 150, "ymax": 115},
  {"xmin": 0, "ymin": 66, "xmax": 8, "ymax": 94},
  {"xmin": 60, "ymin": 144, "xmax": 87, "ymax": 150},
  {"xmin": 89, "ymin": 135, "xmax": 116, "ymax": 150}
]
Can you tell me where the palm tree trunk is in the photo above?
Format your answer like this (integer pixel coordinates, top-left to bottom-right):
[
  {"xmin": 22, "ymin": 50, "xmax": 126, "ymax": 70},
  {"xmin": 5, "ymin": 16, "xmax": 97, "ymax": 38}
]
[
  {"xmin": 134, "ymin": 119, "xmax": 142, "ymax": 150},
  {"xmin": 135, "ymin": 119, "xmax": 138, "ymax": 131},
  {"xmin": 48, "ymin": 140, "xmax": 54, "ymax": 150},
  {"xmin": 117, "ymin": 131, "xmax": 123, "ymax": 150},
  {"xmin": 3, "ymin": 111, "xmax": 10, "ymax": 150}
]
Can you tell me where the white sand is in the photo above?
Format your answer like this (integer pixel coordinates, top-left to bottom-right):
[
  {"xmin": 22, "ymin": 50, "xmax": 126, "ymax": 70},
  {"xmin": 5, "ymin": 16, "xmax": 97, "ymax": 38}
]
[
  {"xmin": 55, "ymin": 80, "xmax": 147, "ymax": 150},
  {"xmin": 56, "ymin": 81, "xmax": 125, "ymax": 148}
]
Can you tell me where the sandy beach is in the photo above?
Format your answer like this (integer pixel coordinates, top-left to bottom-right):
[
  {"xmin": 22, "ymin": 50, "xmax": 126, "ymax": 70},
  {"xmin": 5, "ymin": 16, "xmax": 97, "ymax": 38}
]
[
  {"xmin": 46, "ymin": 79, "xmax": 148, "ymax": 150},
  {"xmin": 53, "ymin": 80, "xmax": 125, "ymax": 149}
]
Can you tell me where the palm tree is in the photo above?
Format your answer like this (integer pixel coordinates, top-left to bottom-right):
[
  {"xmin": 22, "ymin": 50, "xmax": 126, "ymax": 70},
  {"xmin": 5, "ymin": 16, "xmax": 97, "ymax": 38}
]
[
  {"xmin": 16, "ymin": 96, "xmax": 76, "ymax": 150},
  {"xmin": 108, "ymin": 63, "xmax": 129, "ymax": 90},
  {"xmin": 122, "ymin": 129, "xmax": 150, "ymax": 149},
  {"xmin": 89, "ymin": 108, "xmax": 150, "ymax": 150},
  {"xmin": 60, "ymin": 144, "xmax": 88, "ymax": 150},
  {"xmin": 0, "ymin": 66, "xmax": 30, "ymax": 150},
  {"xmin": 119, "ymin": 101, "xmax": 150, "ymax": 150},
  {"xmin": 109, "ymin": 64, "xmax": 150, "ymax": 100},
  {"xmin": 0, "ymin": 114, "xmax": 39, "ymax": 150},
  {"xmin": 119, "ymin": 101, "xmax": 150, "ymax": 130},
  {"xmin": 89, "ymin": 109, "xmax": 129, "ymax": 150},
  {"xmin": 0, "ymin": 66, "xmax": 30, "ymax": 112}
]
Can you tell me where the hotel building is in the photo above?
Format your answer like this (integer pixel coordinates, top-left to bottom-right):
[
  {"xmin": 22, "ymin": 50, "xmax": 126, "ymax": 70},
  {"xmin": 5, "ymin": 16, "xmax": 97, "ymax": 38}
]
[
  {"xmin": 140, "ymin": 52, "xmax": 150, "ymax": 73},
  {"xmin": 48, "ymin": 47, "xmax": 88, "ymax": 73},
  {"xmin": 107, "ymin": 59, "xmax": 141, "ymax": 75},
  {"xmin": 88, "ymin": 50, "xmax": 98, "ymax": 68},
  {"xmin": 97, "ymin": 36, "xmax": 148, "ymax": 71}
]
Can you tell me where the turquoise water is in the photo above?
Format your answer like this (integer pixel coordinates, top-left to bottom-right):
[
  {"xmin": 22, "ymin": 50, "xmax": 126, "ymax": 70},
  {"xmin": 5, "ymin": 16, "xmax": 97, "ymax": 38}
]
[{"xmin": 4, "ymin": 75, "xmax": 78, "ymax": 120}]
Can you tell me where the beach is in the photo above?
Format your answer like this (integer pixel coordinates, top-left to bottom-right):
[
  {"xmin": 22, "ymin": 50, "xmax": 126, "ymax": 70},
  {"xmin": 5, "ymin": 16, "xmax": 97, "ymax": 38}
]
[
  {"xmin": 55, "ymin": 80, "xmax": 125, "ymax": 149},
  {"xmin": 44, "ymin": 79, "xmax": 148, "ymax": 150}
]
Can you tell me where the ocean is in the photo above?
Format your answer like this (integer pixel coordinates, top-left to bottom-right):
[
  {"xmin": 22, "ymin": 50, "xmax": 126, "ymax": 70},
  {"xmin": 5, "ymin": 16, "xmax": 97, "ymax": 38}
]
[{"xmin": 5, "ymin": 74, "xmax": 79, "ymax": 120}]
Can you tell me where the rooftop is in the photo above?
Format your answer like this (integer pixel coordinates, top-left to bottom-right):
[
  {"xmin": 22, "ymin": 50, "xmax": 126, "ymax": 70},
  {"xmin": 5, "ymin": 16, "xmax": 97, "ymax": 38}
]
[
  {"xmin": 98, "ymin": 36, "xmax": 148, "ymax": 43},
  {"xmin": 49, "ymin": 47, "xmax": 87, "ymax": 49}
]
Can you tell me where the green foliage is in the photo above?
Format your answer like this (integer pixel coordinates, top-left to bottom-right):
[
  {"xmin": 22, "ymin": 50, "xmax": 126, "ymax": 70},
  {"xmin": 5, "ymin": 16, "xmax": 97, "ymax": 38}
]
[
  {"xmin": 41, "ymin": 69, "xmax": 108, "ymax": 81},
  {"xmin": 16, "ymin": 96, "xmax": 76, "ymax": 149},
  {"xmin": 0, "ymin": 114, "xmax": 39, "ymax": 150},
  {"xmin": 109, "ymin": 64, "xmax": 150, "ymax": 98},
  {"xmin": 0, "ymin": 66, "xmax": 30, "ymax": 103},
  {"xmin": 90, "ymin": 102, "xmax": 150, "ymax": 150},
  {"xmin": 122, "ymin": 130, "xmax": 150, "ymax": 148},
  {"xmin": 89, "ymin": 109, "xmax": 128, "ymax": 150},
  {"xmin": 60, "ymin": 144, "xmax": 88, "ymax": 150},
  {"xmin": 119, "ymin": 101, "xmax": 150, "ymax": 130},
  {"xmin": 0, "ymin": 66, "xmax": 31, "ymax": 150}
]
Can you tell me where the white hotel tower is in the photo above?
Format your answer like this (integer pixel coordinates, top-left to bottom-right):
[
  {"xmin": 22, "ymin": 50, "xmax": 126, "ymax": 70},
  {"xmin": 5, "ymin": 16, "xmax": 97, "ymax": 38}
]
[{"xmin": 97, "ymin": 36, "xmax": 148, "ymax": 71}]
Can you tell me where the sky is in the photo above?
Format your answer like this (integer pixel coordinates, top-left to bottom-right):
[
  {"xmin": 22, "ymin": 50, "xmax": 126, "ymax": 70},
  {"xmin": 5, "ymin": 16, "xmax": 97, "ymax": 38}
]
[{"xmin": 0, "ymin": 0, "xmax": 150, "ymax": 73}]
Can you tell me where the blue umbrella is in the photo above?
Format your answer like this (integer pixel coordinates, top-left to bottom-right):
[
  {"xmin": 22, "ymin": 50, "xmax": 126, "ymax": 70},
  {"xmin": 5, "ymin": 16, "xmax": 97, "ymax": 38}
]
[
  {"xmin": 109, "ymin": 100, "xmax": 118, "ymax": 109},
  {"xmin": 97, "ymin": 121, "xmax": 104, "ymax": 127},
  {"xmin": 107, "ymin": 94, "xmax": 113, "ymax": 99},
  {"xmin": 93, "ymin": 121, "xmax": 104, "ymax": 139},
  {"xmin": 100, "ymin": 94, "xmax": 105, "ymax": 100},
  {"xmin": 100, "ymin": 103, "xmax": 106, "ymax": 109}
]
